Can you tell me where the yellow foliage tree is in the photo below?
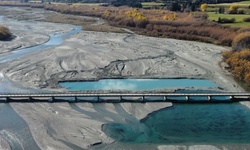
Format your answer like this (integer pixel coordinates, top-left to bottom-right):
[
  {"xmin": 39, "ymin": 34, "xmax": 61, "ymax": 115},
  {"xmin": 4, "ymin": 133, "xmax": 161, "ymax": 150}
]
[
  {"xmin": 125, "ymin": 9, "xmax": 147, "ymax": 21},
  {"xmin": 200, "ymin": 4, "xmax": 208, "ymax": 12},
  {"xmin": 229, "ymin": 4, "xmax": 239, "ymax": 11},
  {"xmin": 163, "ymin": 13, "xmax": 177, "ymax": 21}
]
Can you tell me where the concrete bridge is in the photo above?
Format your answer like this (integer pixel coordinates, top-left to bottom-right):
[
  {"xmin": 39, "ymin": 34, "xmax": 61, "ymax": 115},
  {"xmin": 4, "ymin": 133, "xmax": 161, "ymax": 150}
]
[{"xmin": 0, "ymin": 92, "xmax": 250, "ymax": 103}]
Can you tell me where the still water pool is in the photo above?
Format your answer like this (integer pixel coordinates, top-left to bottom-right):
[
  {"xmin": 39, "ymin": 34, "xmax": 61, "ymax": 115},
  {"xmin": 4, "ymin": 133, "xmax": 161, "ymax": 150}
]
[
  {"xmin": 59, "ymin": 79, "xmax": 218, "ymax": 91},
  {"xmin": 103, "ymin": 103, "xmax": 250, "ymax": 144}
]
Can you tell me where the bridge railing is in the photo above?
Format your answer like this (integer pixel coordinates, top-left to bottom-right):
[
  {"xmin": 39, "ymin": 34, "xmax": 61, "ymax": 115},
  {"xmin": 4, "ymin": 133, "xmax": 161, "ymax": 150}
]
[{"xmin": 0, "ymin": 92, "xmax": 249, "ymax": 103}]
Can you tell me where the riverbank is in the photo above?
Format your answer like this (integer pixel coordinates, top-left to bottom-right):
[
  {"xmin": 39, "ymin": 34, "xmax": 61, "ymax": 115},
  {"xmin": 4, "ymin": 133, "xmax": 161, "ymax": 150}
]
[
  {"xmin": 0, "ymin": 7, "xmax": 243, "ymax": 92},
  {"xmin": 2, "ymin": 30, "xmax": 244, "ymax": 92}
]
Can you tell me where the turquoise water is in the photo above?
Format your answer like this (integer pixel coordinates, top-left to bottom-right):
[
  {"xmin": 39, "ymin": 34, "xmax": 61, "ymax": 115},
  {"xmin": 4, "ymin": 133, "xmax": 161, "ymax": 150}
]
[
  {"xmin": 0, "ymin": 21, "xmax": 82, "ymax": 149},
  {"xmin": 102, "ymin": 103, "xmax": 250, "ymax": 144},
  {"xmin": 0, "ymin": 26, "xmax": 82, "ymax": 63},
  {"xmin": 0, "ymin": 104, "xmax": 40, "ymax": 150},
  {"xmin": 59, "ymin": 79, "xmax": 218, "ymax": 91}
]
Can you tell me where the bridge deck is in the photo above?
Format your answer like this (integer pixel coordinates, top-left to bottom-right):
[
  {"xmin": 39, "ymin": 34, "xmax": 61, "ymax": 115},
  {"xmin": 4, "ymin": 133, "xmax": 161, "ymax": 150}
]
[{"xmin": 0, "ymin": 92, "xmax": 249, "ymax": 103}]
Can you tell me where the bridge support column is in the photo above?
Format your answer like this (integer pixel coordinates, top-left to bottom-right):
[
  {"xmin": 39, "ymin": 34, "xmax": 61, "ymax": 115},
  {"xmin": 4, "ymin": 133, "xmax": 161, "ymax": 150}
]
[
  {"xmin": 207, "ymin": 96, "xmax": 211, "ymax": 101},
  {"xmin": 48, "ymin": 97, "xmax": 54, "ymax": 103},
  {"xmin": 229, "ymin": 96, "xmax": 234, "ymax": 100},
  {"xmin": 120, "ymin": 96, "xmax": 123, "ymax": 102},
  {"xmin": 163, "ymin": 96, "xmax": 167, "ymax": 101},
  {"xmin": 185, "ymin": 96, "xmax": 189, "ymax": 101},
  {"xmin": 142, "ymin": 96, "xmax": 145, "ymax": 102},
  {"xmin": 74, "ymin": 96, "xmax": 77, "ymax": 102},
  {"xmin": 28, "ymin": 97, "xmax": 33, "ymax": 101},
  {"xmin": 97, "ymin": 96, "xmax": 100, "ymax": 102},
  {"xmin": 5, "ymin": 97, "xmax": 10, "ymax": 103}
]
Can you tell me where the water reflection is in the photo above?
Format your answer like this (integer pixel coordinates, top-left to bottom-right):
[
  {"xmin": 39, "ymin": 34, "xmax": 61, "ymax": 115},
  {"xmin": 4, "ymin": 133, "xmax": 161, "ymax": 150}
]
[
  {"xmin": 60, "ymin": 79, "xmax": 218, "ymax": 91},
  {"xmin": 102, "ymin": 103, "xmax": 250, "ymax": 144}
]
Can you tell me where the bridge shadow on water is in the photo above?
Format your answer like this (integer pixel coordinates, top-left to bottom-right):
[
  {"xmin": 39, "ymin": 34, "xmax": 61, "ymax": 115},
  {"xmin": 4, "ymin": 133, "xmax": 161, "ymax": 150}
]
[{"xmin": 102, "ymin": 103, "xmax": 250, "ymax": 144}]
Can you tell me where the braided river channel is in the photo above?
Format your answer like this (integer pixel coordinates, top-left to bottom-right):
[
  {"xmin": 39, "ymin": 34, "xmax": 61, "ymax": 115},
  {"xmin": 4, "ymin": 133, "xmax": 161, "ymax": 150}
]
[{"xmin": 1, "ymin": 14, "xmax": 250, "ymax": 150}]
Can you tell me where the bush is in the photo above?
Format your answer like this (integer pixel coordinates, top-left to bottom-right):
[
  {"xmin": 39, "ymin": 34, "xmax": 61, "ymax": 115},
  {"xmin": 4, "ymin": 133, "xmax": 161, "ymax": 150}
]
[
  {"xmin": 0, "ymin": 25, "xmax": 11, "ymax": 40},
  {"xmin": 232, "ymin": 32, "xmax": 250, "ymax": 51},
  {"xmin": 237, "ymin": 9, "xmax": 245, "ymax": 14},
  {"xmin": 218, "ymin": 7, "xmax": 225, "ymax": 14},
  {"xmin": 218, "ymin": 17, "xmax": 236, "ymax": 23},
  {"xmin": 200, "ymin": 3, "xmax": 208, "ymax": 12},
  {"xmin": 228, "ymin": 9, "xmax": 238, "ymax": 14},
  {"xmin": 243, "ymin": 17, "xmax": 250, "ymax": 22},
  {"xmin": 229, "ymin": 4, "xmax": 239, "ymax": 14}
]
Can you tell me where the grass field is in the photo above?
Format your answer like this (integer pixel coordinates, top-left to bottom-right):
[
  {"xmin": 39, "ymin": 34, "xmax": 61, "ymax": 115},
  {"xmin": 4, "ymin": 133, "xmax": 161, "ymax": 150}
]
[
  {"xmin": 207, "ymin": 12, "xmax": 250, "ymax": 27},
  {"xmin": 50, "ymin": 2, "xmax": 106, "ymax": 6},
  {"xmin": 142, "ymin": 2, "xmax": 165, "ymax": 8},
  {"xmin": 207, "ymin": 1, "xmax": 250, "ymax": 14}
]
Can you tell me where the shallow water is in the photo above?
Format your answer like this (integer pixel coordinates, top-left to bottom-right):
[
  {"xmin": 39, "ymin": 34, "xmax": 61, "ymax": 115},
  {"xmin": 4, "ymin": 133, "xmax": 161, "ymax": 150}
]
[
  {"xmin": 59, "ymin": 79, "xmax": 218, "ymax": 91},
  {"xmin": 0, "ymin": 104, "xmax": 40, "ymax": 150},
  {"xmin": 103, "ymin": 103, "xmax": 250, "ymax": 144},
  {"xmin": 0, "ymin": 26, "xmax": 82, "ymax": 63},
  {"xmin": 0, "ymin": 18, "xmax": 82, "ymax": 149}
]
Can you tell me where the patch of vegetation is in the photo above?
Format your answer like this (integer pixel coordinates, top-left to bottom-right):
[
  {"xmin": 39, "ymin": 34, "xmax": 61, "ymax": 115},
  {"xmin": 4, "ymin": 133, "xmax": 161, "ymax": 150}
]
[
  {"xmin": 222, "ymin": 32, "xmax": 250, "ymax": 86},
  {"xmin": 243, "ymin": 17, "xmax": 250, "ymax": 22},
  {"xmin": 41, "ymin": 4, "xmax": 239, "ymax": 46},
  {"xmin": 141, "ymin": 2, "xmax": 165, "ymax": 8},
  {"xmin": 42, "ymin": 12, "xmax": 125, "ymax": 33},
  {"xmin": 207, "ymin": 12, "xmax": 250, "ymax": 27},
  {"xmin": 0, "ymin": 25, "xmax": 11, "ymax": 40}
]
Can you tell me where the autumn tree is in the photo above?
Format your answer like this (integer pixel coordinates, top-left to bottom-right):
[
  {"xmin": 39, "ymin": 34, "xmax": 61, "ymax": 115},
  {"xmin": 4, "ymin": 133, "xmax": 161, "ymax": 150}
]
[
  {"xmin": 228, "ymin": 4, "xmax": 238, "ymax": 14},
  {"xmin": 200, "ymin": 3, "xmax": 208, "ymax": 12},
  {"xmin": 232, "ymin": 32, "xmax": 250, "ymax": 51}
]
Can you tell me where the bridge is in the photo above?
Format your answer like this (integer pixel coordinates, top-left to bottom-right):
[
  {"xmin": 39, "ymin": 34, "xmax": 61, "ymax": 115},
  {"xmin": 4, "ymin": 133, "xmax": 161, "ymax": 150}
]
[{"xmin": 0, "ymin": 92, "xmax": 250, "ymax": 103}]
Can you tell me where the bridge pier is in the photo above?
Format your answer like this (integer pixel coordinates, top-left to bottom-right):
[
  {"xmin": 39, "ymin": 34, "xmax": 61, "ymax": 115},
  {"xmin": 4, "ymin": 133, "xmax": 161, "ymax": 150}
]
[
  {"xmin": 5, "ymin": 97, "xmax": 10, "ymax": 103},
  {"xmin": 74, "ymin": 96, "xmax": 77, "ymax": 102},
  {"xmin": 207, "ymin": 96, "xmax": 211, "ymax": 101},
  {"xmin": 28, "ymin": 97, "xmax": 33, "ymax": 101},
  {"xmin": 185, "ymin": 96, "xmax": 189, "ymax": 101},
  {"xmin": 48, "ymin": 97, "xmax": 55, "ymax": 103},
  {"xmin": 163, "ymin": 96, "xmax": 167, "ymax": 101},
  {"xmin": 142, "ymin": 96, "xmax": 145, "ymax": 102}
]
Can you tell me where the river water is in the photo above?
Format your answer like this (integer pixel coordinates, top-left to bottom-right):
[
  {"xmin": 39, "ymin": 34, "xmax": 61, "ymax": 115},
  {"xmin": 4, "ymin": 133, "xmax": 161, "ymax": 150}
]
[
  {"xmin": 0, "ymin": 15, "xmax": 82, "ymax": 150},
  {"xmin": 59, "ymin": 79, "xmax": 218, "ymax": 91}
]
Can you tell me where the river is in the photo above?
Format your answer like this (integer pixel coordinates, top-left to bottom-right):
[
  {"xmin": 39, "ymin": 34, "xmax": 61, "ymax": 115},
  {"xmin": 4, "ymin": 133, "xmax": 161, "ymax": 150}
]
[
  {"xmin": 0, "ymin": 8, "xmax": 250, "ymax": 150},
  {"xmin": 0, "ymin": 15, "xmax": 82, "ymax": 149}
]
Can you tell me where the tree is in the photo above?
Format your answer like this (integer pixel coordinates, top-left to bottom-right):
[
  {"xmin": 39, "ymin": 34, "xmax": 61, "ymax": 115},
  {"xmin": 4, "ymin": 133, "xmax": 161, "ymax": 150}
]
[
  {"xmin": 232, "ymin": 32, "xmax": 250, "ymax": 51},
  {"xmin": 200, "ymin": 3, "xmax": 207, "ymax": 12},
  {"xmin": 228, "ymin": 4, "xmax": 238, "ymax": 14}
]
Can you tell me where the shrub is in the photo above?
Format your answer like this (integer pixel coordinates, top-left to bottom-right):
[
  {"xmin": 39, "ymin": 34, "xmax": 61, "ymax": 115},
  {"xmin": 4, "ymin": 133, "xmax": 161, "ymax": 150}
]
[
  {"xmin": 0, "ymin": 25, "xmax": 11, "ymax": 40},
  {"xmin": 228, "ymin": 5, "xmax": 239, "ymax": 14},
  {"xmin": 200, "ymin": 3, "xmax": 208, "ymax": 12},
  {"xmin": 237, "ymin": 9, "xmax": 245, "ymax": 14},
  {"xmin": 218, "ymin": 7, "xmax": 225, "ymax": 14},
  {"xmin": 218, "ymin": 17, "xmax": 236, "ymax": 23},
  {"xmin": 243, "ymin": 17, "xmax": 250, "ymax": 22},
  {"xmin": 232, "ymin": 32, "xmax": 250, "ymax": 51}
]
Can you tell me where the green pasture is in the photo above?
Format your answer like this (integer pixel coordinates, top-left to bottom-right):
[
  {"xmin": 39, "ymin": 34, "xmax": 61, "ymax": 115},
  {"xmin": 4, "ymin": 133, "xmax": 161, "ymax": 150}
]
[
  {"xmin": 207, "ymin": 1, "xmax": 250, "ymax": 13},
  {"xmin": 207, "ymin": 12, "xmax": 250, "ymax": 27},
  {"xmin": 142, "ymin": 2, "xmax": 165, "ymax": 8},
  {"xmin": 209, "ymin": 0, "xmax": 250, "ymax": 7},
  {"xmin": 50, "ymin": 2, "xmax": 106, "ymax": 6},
  {"xmin": 72, "ymin": 3, "xmax": 107, "ymax": 6}
]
